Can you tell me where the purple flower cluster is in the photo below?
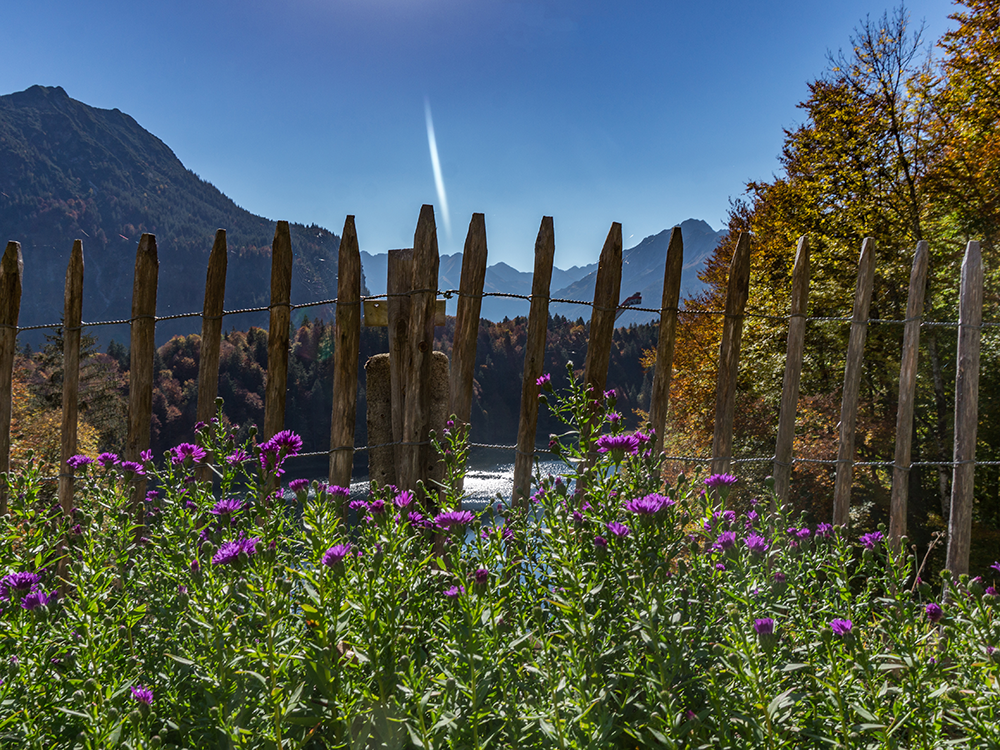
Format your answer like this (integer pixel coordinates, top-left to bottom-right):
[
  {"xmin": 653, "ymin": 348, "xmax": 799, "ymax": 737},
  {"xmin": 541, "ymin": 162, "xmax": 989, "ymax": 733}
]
[
  {"xmin": 753, "ymin": 618, "xmax": 775, "ymax": 636},
  {"xmin": 322, "ymin": 543, "xmax": 352, "ymax": 567},
  {"xmin": 212, "ymin": 533, "xmax": 260, "ymax": 566},
  {"xmin": 606, "ymin": 521, "xmax": 630, "ymax": 538},
  {"xmin": 210, "ymin": 498, "xmax": 244, "ymax": 517},
  {"xmin": 444, "ymin": 585, "xmax": 465, "ymax": 598},
  {"xmin": 859, "ymin": 531, "xmax": 883, "ymax": 550},
  {"xmin": 926, "ymin": 603, "xmax": 943, "ymax": 623},
  {"xmin": 288, "ymin": 478, "xmax": 310, "ymax": 494},
  {"xmin": 131, "ymin": 685, "xmax": 153, "ymax": 705},
  {"xmin": 624, "ymin": 493, "xmax": 674, "ymax": 516},
  {"xmin": 745, "ymin": 534, "xmax": 770, "ymax": 556},
  {"xmin": 596, "ymin": 433, "xmax": 640, "ymax": 460},
  {"xmin": 170, "ymin": 443, "xmax": 207, "ymax": 466},
  {"xmin": 435, "ymin": 510, "xmax": 474, "ymax": 531},
  {"xmin": 704, "ymin": 474, "xmax": 738, "ymax": 490},
  {"xmin": 0, "ymin": 572, "xmax": 55, "ymax": 611},
  {"xmin": 830, "ymin": 619, "xmax": 853, "ymax": 636},
  {"xmin": 66, "ymin": 454, "xmax": 93, "ymax": 469}
]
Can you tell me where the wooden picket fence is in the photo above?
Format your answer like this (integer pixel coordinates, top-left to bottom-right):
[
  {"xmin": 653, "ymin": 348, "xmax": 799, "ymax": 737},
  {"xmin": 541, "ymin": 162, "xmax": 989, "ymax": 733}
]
[{"xmin": 0, "ymin": 205, "xmax": 989, "ymax": 574}]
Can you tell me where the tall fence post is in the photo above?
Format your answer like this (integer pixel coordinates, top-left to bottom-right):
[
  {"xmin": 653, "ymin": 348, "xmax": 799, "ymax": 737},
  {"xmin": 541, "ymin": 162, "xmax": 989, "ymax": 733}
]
[
  {"xmin": 945, "ymin": 240, "xmax": 983, "ymax": 577},
  {"xmin": 264, "ymin": 221, "xmax": 293, "ymax": 441},
  {"xmin": 126, "ymin": 234, "xmax": 158, "ymax": 534},
  {"xmin": 400, "ymin": 205, "xmax": 440, "ymax": 496},
  {"xmin": 388, "ymin": 248, "xmax": 414, "ymax": 479},
  {"xmin": 832, "ymin": 237, "xmax": 876, "ymax": 527},
  {"xmin": 58, "ymin": 240, "xmax": 84, "ymax": 514},
  {"xmin": 710, "ymin": 231, "xmax": 752, "ymax": 479},
  {"xmin": 583, "ymin": 222, "xmax": 623, "ymax": 400},
  {"xmin": 649, "ymin": 226, "xmax": 683, "ymax": 458},
  {"xmin": 513, "ymin": 217, "xmax": 555, "ymax": 505},
  {"xmin": 450, "ymin": 214, "xmax": 488, "ymax": 430},
  {"xmin": 329, "ymin": 216, "xmax": 361, "ymax": 490},
  {"xmin": 773, "ymin": 236, "xmax": 810, "ymax": 507},
  {"xmin": 196, "ymin": 229, "xmax": 228, "ymax": 429},
  {"xmin": 0, "ymin": 241, "xmax": 23, "ymax": 515},
  {"xmin": 889, "ymin": 241, "xmax": 929, "ymax": 546}
]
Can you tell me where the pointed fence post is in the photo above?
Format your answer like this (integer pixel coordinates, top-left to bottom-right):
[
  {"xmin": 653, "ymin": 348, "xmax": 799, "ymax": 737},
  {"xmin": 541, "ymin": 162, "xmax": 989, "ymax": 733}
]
[
  {"xmin": 400, "ymin": 206, "xmax": 440, "ymax": 496},
  {"xmin": 513, "ymin": 217, "xmax": 555, "ymax": 505},
  {"xmin": 388, "ymin": 248, "xmax": 414, "ymax": 481},
  {"xmin": 583, "ymin": 223, "xmax": 623, "ymax": 400},
  {"xmin": 649, "ymin": 226, "xmax": 683, "ymax": 458},
  {"xmin": 889, "ymin": 241, "xmax": 929, "ymax": 546},
  {"xmin": 0, "ymin": 241, "xmax": 23, "ymax": 515},
  {"xmin": 945, "ymin": 241, "xmax": 983, "ymax": 578},
  {"xmin": 329, "ymin": 216, "xmax": 361, "ymax": 490},
  {"xmin": 196, "ymin": 230, "xmax": 228, "ymax": 428},
  {"xmin": 710, "ymin": 231, "xmax": 752, "ymax": 479},
  {"xmin": 773, "ymin": 236, "xmax": 810, "ymax": 507},
  {"xmin": 264, "ymin": 221, "xmax": 293, "ymax": 441},
  {"xmin": 832, "ymin": 238, "xmax": 876, "ymax": 527},
  {"xmin": 450, "ymin": 214, "xmax": 488, "ymax": 431},
  {"xmin": 58, "ymin": 241, "xmax": 85, "ymax": 514},
  {"xmin": 126, "ymin": 234, "xmax": 158, "ymax": 534}
]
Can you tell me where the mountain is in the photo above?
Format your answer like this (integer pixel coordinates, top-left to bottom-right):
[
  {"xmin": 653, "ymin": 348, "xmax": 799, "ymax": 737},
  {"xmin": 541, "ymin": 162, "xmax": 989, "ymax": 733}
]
[
  {"xmin": 548, "ymin": 219, "xmax": 727, "ymax": 326},
  {"xmin": 0, "ymin": 85, "xmax": 341, "ymax": 345},
  {"xmin": 360, "ymin": 251, "xmax": 597, "ymax": 322},
  {"xmin": 361, "ymin": 219, "xmax": 724, "ymax": 324}
]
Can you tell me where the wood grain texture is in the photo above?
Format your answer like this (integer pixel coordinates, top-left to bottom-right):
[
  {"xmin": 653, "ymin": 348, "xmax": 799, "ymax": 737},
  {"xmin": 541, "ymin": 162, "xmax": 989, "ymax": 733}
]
[
  {"xmin": 196, "ymin": 230, "xmax": 228, "ymax": 427},
  {"xmin": 582, "ymin": 223, "xmax": 623, "ymax": 399},
  {"xmin": 58, "ymin": 241, "xmax": 84, "ymax": 514},
  {"xmin": 329, "ymin": 216, "xmax": 361, "ymax": 490},
  {"xmin": 710, "ymin": 231, "xmax": 752, "ymax": 477},
  {"xmin": 0, "ymin": 241, "xmax": 23, "ymax": 515},
  {"xmin": 832, "ymin": 237, "xmax": 876, "ymax": 527},
  {"xmin": 126, "ymin": 234, "xmax": 158, "ymax": 531},
  {"xmin": 400, "ymin": 206, "xmax": 440, "ymax": 494},
  {"xmin": 889, "ymin": 241, "xmax": 929, "ymax": 546},
  {"xmin": 513, "ymin": 217, "xmax": 555, "ymax": 504},
  {"xmin": 450, "ymin": 213, "xmax": 488, "ymax": 429},
  {"xmin": 945, "ymin": 241, "xmax": 983, "ymax": 577},
  {"xmin": 387, "ymin": 248, "xmax": 414, "ymax": 476},
  {"xmin": 773, "ymin": 236, "xmax": 810, "ymax": 507},
  {"xmin": 264, "ymin": 221, "xmax": 293, "ymax": 440},
  {"xmin": 649, "ymin": 226, "xmax": 683, "ymax": 457}
]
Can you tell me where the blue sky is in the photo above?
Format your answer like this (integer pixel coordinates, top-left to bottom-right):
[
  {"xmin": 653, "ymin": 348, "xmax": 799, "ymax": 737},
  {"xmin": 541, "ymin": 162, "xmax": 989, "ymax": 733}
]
[{"xmin": 1, "ymin": 0, "xmax": 955, "ymax": 271}]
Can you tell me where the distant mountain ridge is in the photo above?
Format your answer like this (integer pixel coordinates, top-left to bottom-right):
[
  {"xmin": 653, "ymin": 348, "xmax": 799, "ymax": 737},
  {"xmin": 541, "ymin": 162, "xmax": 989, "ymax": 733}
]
[
  {"xmin": 0, "ymin": 85, "xmax": 341, "ymax": 344},
  {"xmin": 361, "ymin": 219, "xmax": 725, "ymax": 323}
]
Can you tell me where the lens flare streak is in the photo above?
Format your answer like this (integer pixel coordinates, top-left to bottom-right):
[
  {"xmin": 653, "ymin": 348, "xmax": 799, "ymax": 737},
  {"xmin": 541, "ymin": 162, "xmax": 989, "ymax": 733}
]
[{"xmin": 424, "ymin": 98, "xmax": 451, "ymax": 239}]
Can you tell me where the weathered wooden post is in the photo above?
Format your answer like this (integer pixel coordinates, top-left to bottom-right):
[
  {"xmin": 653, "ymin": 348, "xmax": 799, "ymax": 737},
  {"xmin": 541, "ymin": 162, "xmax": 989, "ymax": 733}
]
[
  {"xmin": 449, "ymin": 214, "xmax": 488, "ymax": 431},
  {"xmin": 710, "ymin": 231, "xmax": 752, "ymax": 478},
  {"xmin": 582, "ymin": 223, "xmax": 623, "ymax": 400},
  {"xmin": 196, "ymin": 230, "xmax": 228, "ymax": 428},
  {"xmin": 945, "ymin": 241, "xmax": 983, "ymax": 577},
  {"xmin": 400, "ymin": 205, "xmax": 440, "ymax": 496},
  {"xmin": 649, "ymin": 226, "xmax": 684, "ymax": 458},
  {"xmin": 387, "ymin": 248, "xmax": 414, "ymax": 474},
  {"xmin": 329, "ymin": 216, "xmax": 361, "ymax": 490},
  {"xmin": 773, "ymin": 236, "xmax": 810, "ymax": 507},
  {"xmin": 264, "ymin": 221, "xmax": 293, "ymax": 441},
  {"xmin": 832, "ymin": 238, "xmax": 875, "ymax": 527},
  {"xmin": 512, "ymin": 217, "xmax": 555, "ymax": 505},
  {"xmin": 58, "ymin": 241, "xmax": 84, "ymax": 514},
  {"xmin": 0, "ymin": 241, "xmax": 23, "ymax": 515},
  {"xmin": 126, "ymin": 234, "xmax": 158, "ymax": 533},
  {"xmin": 889, "ymin": 241, "xmax": 929, "ymax": 546}
]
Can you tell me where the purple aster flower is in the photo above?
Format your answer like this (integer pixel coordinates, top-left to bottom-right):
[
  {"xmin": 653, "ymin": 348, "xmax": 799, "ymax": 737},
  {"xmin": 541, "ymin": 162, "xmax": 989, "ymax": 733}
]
[
  {"xmin": 264, "ymin": 430, "xmax": 303, "ymax": 456},
  {"xmin": 407, "ymin": 511, "xmax": 427, "ymax": 527},
  {"xmin": 472, "ymin": 568, "xmax": 489, "ymax": 585},
  {"xmin": 393, "ymin": 490, "xmax": 414, "ymax": 509},
  {"xmin": 745, "ymin": 534, "xmax": 770, "ymax": 556},
  {"xmin": 704, "ymin": 474, "xmax": 738, "ymax": 489},
  {"xmin": 536, "ymin": 373, "xmax": 552, "ymax": 388},
  {"xmin": 606, "ymin": 521, "xmax": 631, "ymax": 538},
  {"xmin": 185, "ymin": 499, "xmax": 198, "ymax": 512},
  {"xmin": 596, "ymin": 434, "xmax": 640, "ymax": 460},
  {"xmin": 594, "ymin": 535, "xmax": 608, "ymax": 549},
  {"xmin": 66, "ymin": 455, "xmax": 92, "ymax": 469},
  {"xmin": 212, "ymin": 534, "xmax": 260, "ymax": 566},
  {"xmin": 348, "ymin": 499, "xmax": 368, "ymax": 512},
  {"xmin": 603, "ymin": 389, "xmax": 616, "ymax": 401},
  {"xmin": 435, "ymin": 510, "xmax": 474, "ymax": 531},
  {"xmin": 327, "ymin": 485, "xmax": 350, "ymax": 500},
  {"xmin": 714, "ymin": 531, "xmax": 737, "ymax": 551},
  {"xmin": 140, "ymin": 449, "xmax": 153, "ymax": 463},
  {"xmin": 97, "ymin": 452, "xmax": 119, "ymax": 468},
  {"xmin": 753, "ymin": 618, "xmax": 775, "ymax": 636},
  {"xmin": 322, "ymin": 543, "xmax": 351, "ymax": 567},
  {"xmin": 1, "ymin": 572, "xmax": 40, "ymax": 598},
  {"xmin": 987, "ymin": 586, "xmax": 999, "ymax": 597},
  {"xmin": 225, "ymin": 449, "xmax": 250, "ymax": 465},
  {"xmin": 859, "ymin": 531, "xmax": 883, "ymax": 550},
  {"xmin": 625, "ymin": 493, "xmax": 674, "ymax": 516},
  {"xmin": 926, "ymin": 603, "xmax": 943, "ymax": 623},
  {"xmin": 190, "ymin": 559, "xmax": 200, "ymax": 574},
  {"xmin": 990, "ymin": 562, "xmax": 1000, "ymax": 575},
  {"xmin": 773, "ymin": 571, "xmax": 786, "ymax": 583},
  {"xmin": 130, "ymin": 685, "xmax": 153, "ymax": 705},
  {"xmin": 797, "ymin": 528, "xmax": 811, "ymax": 540},
  {"xmin": 288, "ymin": 478, "xmax": 310, "ymax": 494},
  {"xmin": 815, "ymin": 523, "xmax": 833, "ymax": 538},
  {"xmin": 21, "ymin": 589, "xmax": 56, "ymax": 611},
  {"xmin": 368, "ymin": 498, "xmax": 386, "ymax": 515},
  {"xmin": 444, "ymin": 585, "xmax": 465, "ymax": 598},
  {"xmin": 119, "ymin": 461, "xmax": 145, "ymax": 477},
  {"xmin": 171, "ymin": 443, "xmax": 208, "ymax": 466},
  {"xmin": 715, "ymin": 563, "xmax": 726, "ymax": 571},
  {"xmin": 210, "ymin": 498, "xmax": 244, "ymax": 516},
  {"xmin": 608, "ymin": 411, "xmax": 622, "ymax": 425},
  {"xmin": 721, "ymin": 510, "xmax": 736, "ymax": 525},
  {"xmin": 830, "ymin": 619, "xmax": 853, "ymax": 636}
]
